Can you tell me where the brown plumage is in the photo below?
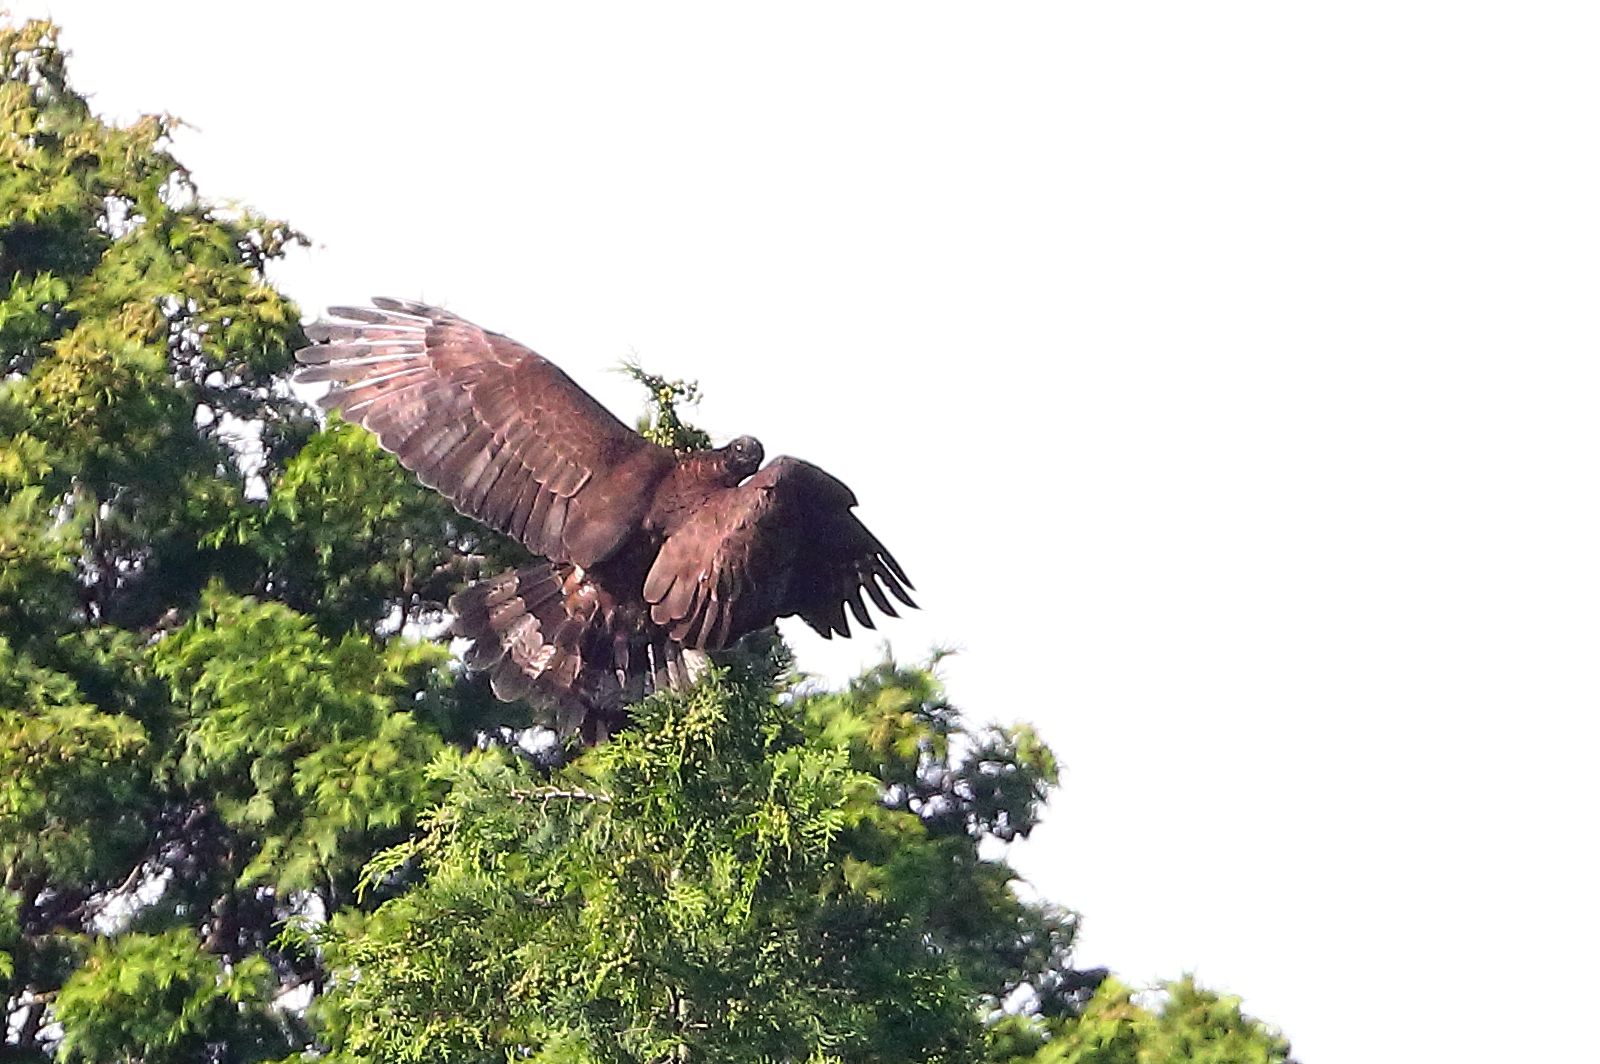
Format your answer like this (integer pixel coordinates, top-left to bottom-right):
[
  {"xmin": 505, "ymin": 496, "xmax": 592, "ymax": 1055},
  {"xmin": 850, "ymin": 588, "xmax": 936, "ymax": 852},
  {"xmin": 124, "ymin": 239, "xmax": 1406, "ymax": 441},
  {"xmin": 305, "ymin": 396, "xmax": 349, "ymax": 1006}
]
[{"xmin": 295, "ymin": 298, "xmax": 914, "ymax": 742}]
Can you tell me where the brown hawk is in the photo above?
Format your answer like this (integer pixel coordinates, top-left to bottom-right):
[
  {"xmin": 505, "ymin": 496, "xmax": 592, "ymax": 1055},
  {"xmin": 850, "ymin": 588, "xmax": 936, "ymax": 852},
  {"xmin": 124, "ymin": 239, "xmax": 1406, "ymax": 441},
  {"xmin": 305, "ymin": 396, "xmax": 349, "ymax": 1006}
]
[{"xmin": 296, "ymin": 299, "xmax": 913, "ymax": 741}]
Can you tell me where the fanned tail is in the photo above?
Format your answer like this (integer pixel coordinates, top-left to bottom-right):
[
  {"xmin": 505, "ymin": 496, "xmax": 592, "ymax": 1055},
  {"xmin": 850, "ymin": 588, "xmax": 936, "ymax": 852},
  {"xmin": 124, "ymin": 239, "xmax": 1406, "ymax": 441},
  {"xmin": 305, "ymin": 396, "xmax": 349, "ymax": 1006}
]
[{"xmin": 449, "ymin": 563, "xmax": 696, "ymax": 744}]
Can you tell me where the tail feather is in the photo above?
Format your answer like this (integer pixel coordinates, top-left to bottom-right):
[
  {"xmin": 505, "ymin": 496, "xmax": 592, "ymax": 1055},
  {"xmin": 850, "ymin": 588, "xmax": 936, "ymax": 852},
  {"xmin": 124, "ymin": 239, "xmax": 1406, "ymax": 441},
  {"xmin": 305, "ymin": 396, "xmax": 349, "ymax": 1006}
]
[{"xmin": 450, "ymin": 562, "xmax": 690, "ymax": 743}]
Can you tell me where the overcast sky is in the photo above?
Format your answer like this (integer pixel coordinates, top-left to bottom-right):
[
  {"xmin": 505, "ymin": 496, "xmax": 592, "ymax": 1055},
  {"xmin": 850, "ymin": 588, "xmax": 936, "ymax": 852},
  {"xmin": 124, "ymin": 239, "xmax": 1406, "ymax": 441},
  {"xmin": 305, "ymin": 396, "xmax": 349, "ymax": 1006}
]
[{"xmin": 13, "ymin": 2, "xmax": 1599, "ymax": 1060}]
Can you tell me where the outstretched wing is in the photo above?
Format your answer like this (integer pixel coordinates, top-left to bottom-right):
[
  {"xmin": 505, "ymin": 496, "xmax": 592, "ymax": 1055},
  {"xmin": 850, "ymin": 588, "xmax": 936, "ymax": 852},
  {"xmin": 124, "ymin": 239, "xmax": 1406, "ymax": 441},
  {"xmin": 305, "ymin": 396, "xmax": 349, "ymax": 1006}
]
[
  {"xmin": 641, "ymin": 457, "xmax": 915, "ymax": 649},
  {"xmin": 295, "ymin": 299, "xmax": 673, "ymax": 567}
]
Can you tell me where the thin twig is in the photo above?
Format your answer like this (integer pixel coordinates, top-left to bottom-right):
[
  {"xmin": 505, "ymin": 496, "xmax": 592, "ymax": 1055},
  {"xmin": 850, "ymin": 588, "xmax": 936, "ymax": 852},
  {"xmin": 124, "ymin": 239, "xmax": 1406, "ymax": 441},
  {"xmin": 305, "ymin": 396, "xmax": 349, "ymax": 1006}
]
[{"xmin": 508, "ymin": 786, "xmax": 613, "ymax": 805}]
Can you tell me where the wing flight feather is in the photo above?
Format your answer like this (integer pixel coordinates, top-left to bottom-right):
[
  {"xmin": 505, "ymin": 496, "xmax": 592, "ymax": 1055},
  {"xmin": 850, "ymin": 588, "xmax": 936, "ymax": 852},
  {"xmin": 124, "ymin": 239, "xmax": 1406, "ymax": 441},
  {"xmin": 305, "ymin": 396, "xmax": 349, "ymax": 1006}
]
[
  {"xmin": 295, "ymin": 299, "xmax": 672, "ymax": 567},
  {"xmin": 642, "ymin": 457, "xmax": 915, "ymax": 648}
]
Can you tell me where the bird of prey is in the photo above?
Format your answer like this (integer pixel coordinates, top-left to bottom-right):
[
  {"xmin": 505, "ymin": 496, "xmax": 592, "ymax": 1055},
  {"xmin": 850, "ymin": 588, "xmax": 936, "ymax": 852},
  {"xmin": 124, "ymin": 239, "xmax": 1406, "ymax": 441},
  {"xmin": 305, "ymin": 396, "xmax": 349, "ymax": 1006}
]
[{"xmin": 294, "ymin": 299, "xmax": 914, "ymax": 742}]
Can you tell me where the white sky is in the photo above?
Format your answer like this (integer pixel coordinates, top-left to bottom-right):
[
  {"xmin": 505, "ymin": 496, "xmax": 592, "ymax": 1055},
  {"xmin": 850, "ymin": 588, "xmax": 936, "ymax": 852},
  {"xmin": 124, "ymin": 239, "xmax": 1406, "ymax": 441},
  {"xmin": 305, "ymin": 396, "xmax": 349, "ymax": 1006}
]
[{"xmin": 13, "ymin": 3, "xmax": 1598, "ymax": 1060}]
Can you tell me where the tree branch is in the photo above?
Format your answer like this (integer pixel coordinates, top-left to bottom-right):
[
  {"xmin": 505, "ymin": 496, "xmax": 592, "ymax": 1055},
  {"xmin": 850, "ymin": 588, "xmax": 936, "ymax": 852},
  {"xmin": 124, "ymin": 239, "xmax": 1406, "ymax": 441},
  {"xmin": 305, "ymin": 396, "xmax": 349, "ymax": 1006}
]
[{"xmin": 507, "ymin": 786, "xmax": 613, "ymax": 805}]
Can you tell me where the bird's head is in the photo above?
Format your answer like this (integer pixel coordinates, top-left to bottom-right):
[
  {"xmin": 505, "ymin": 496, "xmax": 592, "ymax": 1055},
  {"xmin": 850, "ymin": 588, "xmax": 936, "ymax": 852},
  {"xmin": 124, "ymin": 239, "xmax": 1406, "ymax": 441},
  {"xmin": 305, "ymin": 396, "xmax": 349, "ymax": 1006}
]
[{"xmin": 723, "ymin": 435, "xmax": 765, "ymax": 479}]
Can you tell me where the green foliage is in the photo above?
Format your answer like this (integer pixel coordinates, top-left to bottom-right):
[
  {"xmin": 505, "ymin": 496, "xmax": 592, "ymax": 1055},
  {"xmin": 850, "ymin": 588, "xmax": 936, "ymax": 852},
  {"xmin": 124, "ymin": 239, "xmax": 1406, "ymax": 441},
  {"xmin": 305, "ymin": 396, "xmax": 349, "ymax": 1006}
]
[
  {"xmin": 153, "ymin": 585, "xmax": 449, "ymax": 892},
  {"xmin": 209, "ymin": 417, "xmax": 516, "ymax": 635},
  {"xmin": 314, "ymin": 669, "xmax": 981, "ymax": 1063},
  {"xmin": 0, "ymin": 17, "xmax": 486, "ymax": 1059},
  {"xmin": 0, "ymin": 482, "xmax": 83, "ymax": 635},
  {"xmin": 623, "ymin": 361, "xmax": 713, "ymax": 451},
  {"xmin": 1, "ymin": 16, "xmax": 309, "ymax": 639},
  {"xmin": 0, "ymin": 634, "xmax": 152, "ymax": 889},
  {"xmin": 255, "ymin": 421, "xmax": 459, "ymax": 629},
  {"xmin": 992, "ymin": 977, "xmax": 1294, "ymax": 1064},
  {"xmin": 0, "ymin": 15, "xmax": 1296, "ymax": 1063},
  {"xmin": 800, "ymin": 658, "xmax": 1085, "ymax": 1017},
  {"xmin": 0, "ymin": 890, "xmax": 19, "ymax": 983},
  {"xmin": 54, "ymin": 929, "xmax": 290, "ymax": 1063}
]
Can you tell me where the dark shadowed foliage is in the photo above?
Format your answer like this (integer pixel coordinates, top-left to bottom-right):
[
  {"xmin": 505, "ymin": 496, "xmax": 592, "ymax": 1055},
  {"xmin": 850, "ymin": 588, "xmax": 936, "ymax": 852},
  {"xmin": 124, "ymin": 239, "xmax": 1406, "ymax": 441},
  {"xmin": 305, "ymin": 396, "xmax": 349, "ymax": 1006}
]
[{"xmin": 0, "ymin": 18, "xmax": 1293, "ymax": 1063}]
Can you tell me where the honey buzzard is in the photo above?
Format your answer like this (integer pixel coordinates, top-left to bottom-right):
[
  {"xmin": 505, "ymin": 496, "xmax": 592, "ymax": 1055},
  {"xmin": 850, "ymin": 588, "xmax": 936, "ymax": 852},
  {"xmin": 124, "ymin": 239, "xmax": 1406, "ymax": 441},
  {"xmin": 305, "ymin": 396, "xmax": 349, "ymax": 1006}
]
[{"xmin": 296, "ymin": 299, "xmax": 913, "ymax": 741}]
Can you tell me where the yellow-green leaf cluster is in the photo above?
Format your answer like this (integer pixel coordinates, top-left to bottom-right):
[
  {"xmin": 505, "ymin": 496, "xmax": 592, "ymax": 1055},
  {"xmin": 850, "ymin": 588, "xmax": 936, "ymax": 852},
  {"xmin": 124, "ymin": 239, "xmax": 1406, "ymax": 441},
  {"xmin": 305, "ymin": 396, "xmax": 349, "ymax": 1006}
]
[{"xmin": 153, "ymin": 585, "xmax": 449, "ymax": 892}]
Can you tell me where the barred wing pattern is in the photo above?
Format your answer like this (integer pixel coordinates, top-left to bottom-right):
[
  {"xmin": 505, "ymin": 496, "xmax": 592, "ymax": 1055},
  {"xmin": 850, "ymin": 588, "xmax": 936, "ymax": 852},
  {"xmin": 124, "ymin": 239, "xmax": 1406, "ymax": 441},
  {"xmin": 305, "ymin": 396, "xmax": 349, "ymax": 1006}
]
[
  {"xmin": 642, "ymin": 458, "xmax": 915, "ymax": 649},
  {"xmin": 295, "ymin": 300, "xmax": 915, "ymax": 742},
  {"xmin": 296, "ymin": 299, "xmax": 671, "ymax": 569}
]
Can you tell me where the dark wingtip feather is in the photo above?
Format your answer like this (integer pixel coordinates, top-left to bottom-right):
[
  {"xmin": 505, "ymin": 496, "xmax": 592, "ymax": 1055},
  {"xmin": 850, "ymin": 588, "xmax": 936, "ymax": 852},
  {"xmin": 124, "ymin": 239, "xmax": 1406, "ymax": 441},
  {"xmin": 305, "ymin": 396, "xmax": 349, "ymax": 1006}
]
[
  {"xmin": 861, "ymin": 573, "xmax": 899, "ymax": 619},
  {"xmin": 878, "ymin": 548, "xmax": 914, "ymax": 590},
  {"xmin": 845, "ymin": 589, "xmax": 875, "ymax": 630},
  {"xmin": 874, "ymin": 558, "xmax": 918, "ymax": 609}
]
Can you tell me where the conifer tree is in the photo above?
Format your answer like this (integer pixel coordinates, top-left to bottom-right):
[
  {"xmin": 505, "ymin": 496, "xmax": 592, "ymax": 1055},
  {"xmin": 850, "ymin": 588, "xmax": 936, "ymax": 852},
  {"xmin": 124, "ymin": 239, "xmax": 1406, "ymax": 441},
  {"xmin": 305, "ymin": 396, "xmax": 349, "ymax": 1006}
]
[
  {"xmin": 0, "ymin": 18, "xmax": 482, "ymax": 1057},
  {"xmin": 1, "ymin": 18, "xmax": 1292, "ymax": 1063}
]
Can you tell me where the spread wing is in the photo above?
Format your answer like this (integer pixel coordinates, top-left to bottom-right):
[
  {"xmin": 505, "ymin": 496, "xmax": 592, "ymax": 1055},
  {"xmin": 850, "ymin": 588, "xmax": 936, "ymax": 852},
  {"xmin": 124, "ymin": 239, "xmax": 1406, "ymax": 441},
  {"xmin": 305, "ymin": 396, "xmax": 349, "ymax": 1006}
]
[
  {"xmin": 641, "ymin": 457, "xmax": 915, "ymax": 648},
  {"xmin": 295, "ymin": 299, "xmax": 673, "ymax": 567}
]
